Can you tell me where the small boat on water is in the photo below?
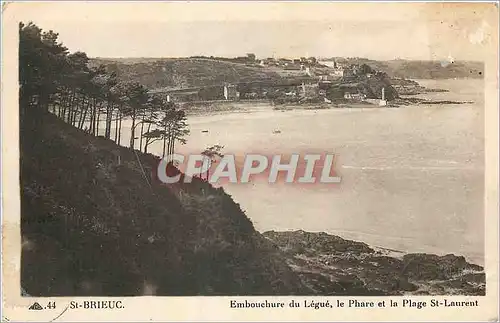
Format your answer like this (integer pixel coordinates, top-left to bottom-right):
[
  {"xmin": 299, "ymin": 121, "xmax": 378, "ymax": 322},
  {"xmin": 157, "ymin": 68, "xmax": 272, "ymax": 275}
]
[
  {"xmin": 201, "ymin": 130, "xmax": 209, "ymax": 133},
  {"xmin": 272, "ymin": 130, "xmax": 281, "ymax": 134}
]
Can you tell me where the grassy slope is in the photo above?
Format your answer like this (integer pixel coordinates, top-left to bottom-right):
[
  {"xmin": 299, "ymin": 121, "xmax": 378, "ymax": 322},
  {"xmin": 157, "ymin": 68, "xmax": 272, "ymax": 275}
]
[
  {"xmin": 90, "ymin": 58, "xmax": 283, "ymax": 90},
  {"xmin": 20, "ymin": 112, "xmax": 305, "ymax": 296}
]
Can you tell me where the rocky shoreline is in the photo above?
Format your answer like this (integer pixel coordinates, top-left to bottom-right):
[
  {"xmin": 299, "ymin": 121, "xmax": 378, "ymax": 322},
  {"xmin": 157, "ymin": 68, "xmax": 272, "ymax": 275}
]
[
  {"xmin": 263, "ymin": 230, "xmax": 485, "ymax": 296},
  {"xmin": 180, "ymin": 78, "xmax": 470, "ymax": 114},
  {"xmin": 394, "ymin": 97, "xmax": 473, "ymax": 106},
  {"xmin": 390, "ymin": 78, "xmax": 449, "ymax": 95}
]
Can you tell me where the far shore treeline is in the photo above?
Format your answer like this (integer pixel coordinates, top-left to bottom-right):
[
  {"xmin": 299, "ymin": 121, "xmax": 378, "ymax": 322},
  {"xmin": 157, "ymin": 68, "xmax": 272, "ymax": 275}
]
[{"xmin": 19, "ymin": 22, "xmax": 189, "ymax": 157}]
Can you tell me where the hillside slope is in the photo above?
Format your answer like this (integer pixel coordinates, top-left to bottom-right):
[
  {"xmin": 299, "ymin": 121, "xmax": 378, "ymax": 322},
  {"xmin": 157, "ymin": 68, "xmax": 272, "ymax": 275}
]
[
  {"xmin": 20, "ymin": 112, "xmax": 305, "ymax": 296},
  {"xmin": 327, "ymin": 58, "xmax": 484, "ymax": 79},
  {"xmin": 90, "ymin": 58, "xmax": 282, "ymax": 90},
  {"xmin": 91, "ymin": 58, "xmax": 484, "ymax": 92}
]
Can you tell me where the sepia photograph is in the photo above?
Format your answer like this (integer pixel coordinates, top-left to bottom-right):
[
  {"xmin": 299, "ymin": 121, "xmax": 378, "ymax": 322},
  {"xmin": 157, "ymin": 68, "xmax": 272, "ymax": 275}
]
[{"xmin": 2, "ymin": 1, "xmax": 499, "ymax": 321}]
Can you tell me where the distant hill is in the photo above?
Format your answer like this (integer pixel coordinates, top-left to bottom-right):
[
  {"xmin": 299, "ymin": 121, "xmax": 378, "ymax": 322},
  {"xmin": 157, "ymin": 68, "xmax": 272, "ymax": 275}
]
[
  {"xmin": 91, "ymin": 57, "xmax": 484, "ymax": 92},
  {"xmin": 90, "ymin": 58, "xmax": 283, "ymax": 90},
  {"xmin": 324, "ymin": 58, "xmax": 484, "ymax": 79}
]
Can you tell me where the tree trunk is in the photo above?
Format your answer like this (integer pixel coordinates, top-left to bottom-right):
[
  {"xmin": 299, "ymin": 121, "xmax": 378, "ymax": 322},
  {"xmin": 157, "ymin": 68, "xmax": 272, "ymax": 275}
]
[
  {"xmin": 139, "ymin": 117, "xmax": 145, "ymax": 152},
  {"xmin": 129, "ymin": 107, "xmax": 136, "ymax": 149},
  {"xmin": 162, "ymin": 121, "xmax": 167, "ymax": 159},
  {"xmin": 105, "ymin": 101, "xmax": 113, "ymax": 139},
  {"xmin": 57, "ymin": 94, "xmax": 64, "ymax": 118},
  {"xmin": 69, "ymin": 91, "xmax": 76, "ymax": 122},
  {"xmin": 169, "ymin": 126, "xmax": 175, "ymax": 158},
  {"xmin": 79, "ymin": 97, "xmax": 91, "ymax": 130},
  {"xmin": 96, "ymin": 103, "xmax": 101, "ymax": 136},
  {"xmin": 114, "ymin": 109, "xmax": 119, "ymax": 143},
  {"xmin": 89, "ymin": 98, "xmax": 94, "ymax": 134},
  {"xmin": 67, "ymin": 93, "xmax": 75, "ymax": 125},
  {"xmin": 72, "ymin": 94, "xmax": 84, "ymax": 126},
  {"xmin": 143, "ymin": 121, "xmax": 152, "ymax": 154},
  {"xmin": 118, "ymin": 109, "xmax": 122, "ymax": 145},
  {"xmin": 91, "ymin": 97, "xmax": 98, "ymax": 136},
  {"xmin": 62, "ymin": 91, "xmax": 74, "ymax": 123}
]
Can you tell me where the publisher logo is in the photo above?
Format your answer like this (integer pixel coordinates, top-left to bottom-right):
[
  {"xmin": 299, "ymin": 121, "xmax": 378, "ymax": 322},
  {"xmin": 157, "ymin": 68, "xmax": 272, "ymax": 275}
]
[{"xmin": 156, "ymin": 153, "xmax": 341, "ymax": 185}]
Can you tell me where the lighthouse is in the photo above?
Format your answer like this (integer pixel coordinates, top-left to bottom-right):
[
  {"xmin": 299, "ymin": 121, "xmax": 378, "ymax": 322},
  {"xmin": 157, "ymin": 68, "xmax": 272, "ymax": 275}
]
[{"xmin": 379, "ymin": 87, "xmax": 387, "ymax": 106}]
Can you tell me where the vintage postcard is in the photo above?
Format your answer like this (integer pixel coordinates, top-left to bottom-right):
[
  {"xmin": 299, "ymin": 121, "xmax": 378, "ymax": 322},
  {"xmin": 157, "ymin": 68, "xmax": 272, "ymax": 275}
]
[{"xmin": 1, "ymin": 1, "xmax": 499, "ymax": 322}]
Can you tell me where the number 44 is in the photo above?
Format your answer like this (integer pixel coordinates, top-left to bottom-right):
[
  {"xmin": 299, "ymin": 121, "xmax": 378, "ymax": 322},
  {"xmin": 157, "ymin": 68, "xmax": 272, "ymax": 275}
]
[{"xmin": 47, "ymin": 302, "xmax": 56, "ymax": 309}]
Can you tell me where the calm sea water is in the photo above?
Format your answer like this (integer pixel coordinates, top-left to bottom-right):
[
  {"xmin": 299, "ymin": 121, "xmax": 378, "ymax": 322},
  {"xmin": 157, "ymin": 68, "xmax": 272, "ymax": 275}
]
[{"xmin": 127, "ymin": 78, "xmax": 485, "ymax": 265}]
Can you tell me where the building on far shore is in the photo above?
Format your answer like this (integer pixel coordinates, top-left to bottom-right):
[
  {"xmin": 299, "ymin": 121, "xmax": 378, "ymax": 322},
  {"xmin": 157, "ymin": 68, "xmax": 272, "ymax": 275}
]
[
  {"xmin": 344, "ymin": 92, "xmax": 366, "ymax": 100},
  {"xmin": 339, "ymin": 83, "xmax": 365, "ymax": 100},
  {"xmin": 300, "ymin": 82, "xmax": 319, "ymax": 97},
  {"xmin": 224, "ymin": 84, "xmax": 239, "ymax": 100},
  {"xmin": 331, "ymin": 69, "xmax": 344, "ymax": 77}
]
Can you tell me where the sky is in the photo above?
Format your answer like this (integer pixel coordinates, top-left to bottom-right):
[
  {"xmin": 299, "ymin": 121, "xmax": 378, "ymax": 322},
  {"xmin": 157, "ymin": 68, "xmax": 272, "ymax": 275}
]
[{"xmin": 7, "ymin": 2, "xmax": 497, "ymax": 61}]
